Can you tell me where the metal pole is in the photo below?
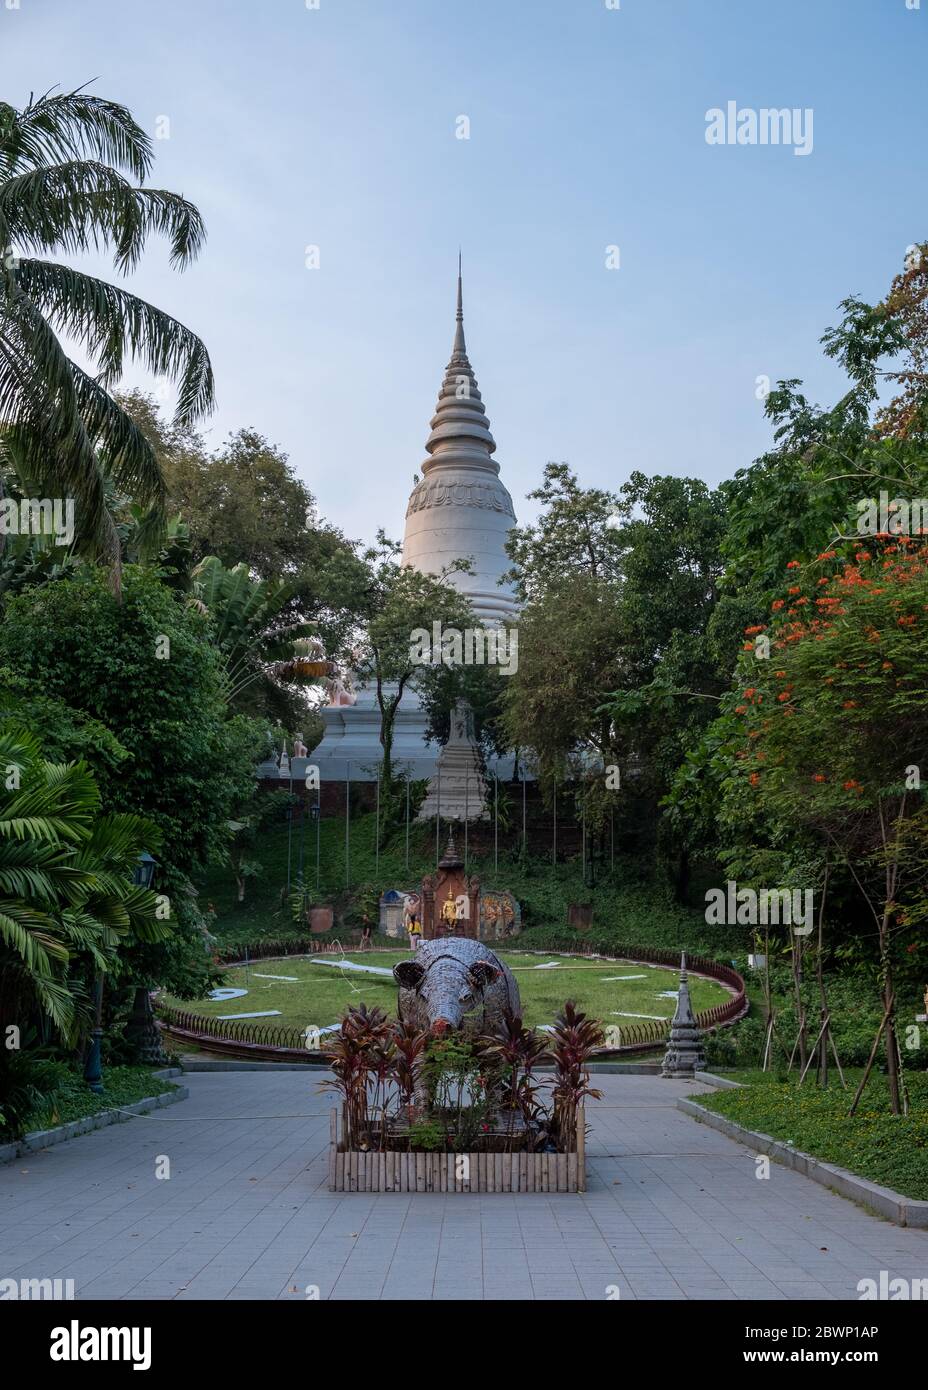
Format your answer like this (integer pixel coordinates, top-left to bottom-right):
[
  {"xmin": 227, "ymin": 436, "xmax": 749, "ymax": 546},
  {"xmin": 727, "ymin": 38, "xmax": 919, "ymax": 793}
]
[
  {"xmin": 464, "ymin": 774, "xmax": 468, "ymax": 872},
  {"xmin": 610, "ymin": 811, "xmax": 614, "ymax": 873},
  {"xmin": 316, "ymin": 787, "xmax": 321, "ymax": 893},
  {"xmin": 405, "ymin": 778, "xmax": 410, "ymax": 874},
  {"xmin": 435, "ymin": 764, "xmax": 441, "ymax": 867},
  {"xmin": 553, "ymin": 779, "xmax": 557, "ymax": 867},
  {"xmin": 494, "ymin": 767, "xmax": 498, "ymax": 875},
  {"xmin": 345, "ymin": 761, "xmax": 350, "ymax": 891},
  {"xmin": 83, "ymin": 973, "xmax": 104, "ymax": 1094},
  {"xmin": 286, "ymin": 768, "xmax": 294, "ymax": 895},
  {"xmin": 582, "ymin": 795, "xmax": 586, "ymax": 888},
  {"xmin": 522, "ymin": 768, "xmax": 526, "ymax": 861},
  {"xmin": 375, "ymin": 774, "xmax": 380, "ymax": 879},
  {"xmin": 297, "ymin": 791, "xmax": 306, "ymax": 886}
]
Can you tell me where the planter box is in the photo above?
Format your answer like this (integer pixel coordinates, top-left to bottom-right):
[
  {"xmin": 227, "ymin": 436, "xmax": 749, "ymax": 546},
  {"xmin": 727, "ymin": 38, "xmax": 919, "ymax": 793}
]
[{"xmin": 327, "ymin": 1106, "xmax": 585, "ymax": 1193}]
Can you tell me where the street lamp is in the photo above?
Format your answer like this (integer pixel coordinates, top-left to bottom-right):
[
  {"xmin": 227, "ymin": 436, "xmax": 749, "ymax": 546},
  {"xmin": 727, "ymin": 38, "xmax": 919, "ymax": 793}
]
[
  {"xmin": 86, "ymin": 850, "xmax": 163, "ymax": 1091},
  {"xmin": 133, "ymin": 850, "xmax": 158, "ymax": 889},
  {"xmin": 124, "ymin": 852, "xmax": 168, "ymax": 1068}
]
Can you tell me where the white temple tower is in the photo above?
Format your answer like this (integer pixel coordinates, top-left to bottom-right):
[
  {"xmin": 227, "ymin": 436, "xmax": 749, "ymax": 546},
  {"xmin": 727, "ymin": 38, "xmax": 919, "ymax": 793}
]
[
  {"xmin": 402, "ymin": 259, "xmax": 518, "ymax": 624},
  {"xmin": 312, "ymin": 263, "xmax": 518, "ymax": 782}
]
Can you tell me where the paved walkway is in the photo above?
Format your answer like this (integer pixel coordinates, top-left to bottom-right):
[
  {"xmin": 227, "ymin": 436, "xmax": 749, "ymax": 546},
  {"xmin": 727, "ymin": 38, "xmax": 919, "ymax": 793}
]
[{"xmin": 0, "ymin": 1072, "xmax": 924, "ymax": 1300}]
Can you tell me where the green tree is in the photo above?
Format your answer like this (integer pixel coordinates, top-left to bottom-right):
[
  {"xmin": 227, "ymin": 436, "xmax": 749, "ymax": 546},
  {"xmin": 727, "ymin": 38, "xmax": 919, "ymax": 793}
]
[
  {"xmin": 713, "ymin": 539, "xmax": 928, "ymax": 1113},
  {"xmin": 0, "ymin": 722, "xmax": 165, "ymax": 1039},
  {"xmin": 332, "ymin": 533, "xmax": 478, "ymax": 793},
  {"xmin": 0, "ymin": 87, "xmax": 213, "ymax": 559},
  {"xmin": 0, "ymin": 566, "xmax": 261, "ymax": 995},
  {"xmin": 189, "ymin": 554, "xmax": 332, "ymax": 723},
  {"xmin": 503, "ymin": 461, "xmax": 625, "ymax": 599}
]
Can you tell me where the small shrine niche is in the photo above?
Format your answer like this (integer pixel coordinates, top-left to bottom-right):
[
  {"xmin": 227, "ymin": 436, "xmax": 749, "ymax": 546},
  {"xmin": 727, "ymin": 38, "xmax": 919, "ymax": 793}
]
[{"xmin": 420, "ymin": 832, "xmax": 480, "ymax": 940}]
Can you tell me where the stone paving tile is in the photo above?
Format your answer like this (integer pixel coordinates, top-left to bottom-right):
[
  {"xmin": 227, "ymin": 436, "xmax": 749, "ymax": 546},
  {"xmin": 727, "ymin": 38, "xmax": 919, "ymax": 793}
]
[{"xmin": 1, "ymin": 1070, "xmax": 925, "ymax": 1301}]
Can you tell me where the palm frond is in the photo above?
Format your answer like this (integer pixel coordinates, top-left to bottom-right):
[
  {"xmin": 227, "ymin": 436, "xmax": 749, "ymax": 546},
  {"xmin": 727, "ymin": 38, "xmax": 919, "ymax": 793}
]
[
  {"xmin": 15, "ymin": 258, "xmax": 213, "ymax": 418},
  {"xmin": 0, "ymin": 88, "xmax": 152, "ymax": 181}
]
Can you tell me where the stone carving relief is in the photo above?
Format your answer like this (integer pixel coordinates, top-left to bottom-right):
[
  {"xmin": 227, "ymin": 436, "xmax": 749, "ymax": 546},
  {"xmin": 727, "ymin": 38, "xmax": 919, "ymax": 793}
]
[{"xmin": 406, "ymin": 478, "xmax": 515, "ymax": 519}]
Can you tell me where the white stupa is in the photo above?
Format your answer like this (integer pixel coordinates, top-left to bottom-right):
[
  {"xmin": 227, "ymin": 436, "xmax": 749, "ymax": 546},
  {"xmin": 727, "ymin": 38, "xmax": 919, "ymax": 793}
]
[
  {"xmin": 312, "ymin": 262, "xmax": 518, "ymax": 783},
  {"xmin": 402, "ymin": 259, "xmax": 518, "ymax": 624}
]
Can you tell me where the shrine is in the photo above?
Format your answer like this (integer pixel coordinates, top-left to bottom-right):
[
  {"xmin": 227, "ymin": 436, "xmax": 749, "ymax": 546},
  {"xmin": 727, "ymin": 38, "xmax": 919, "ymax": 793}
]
[{"xmin": 419, "ymin": 831, "xmax": 480, "ymax": 940}]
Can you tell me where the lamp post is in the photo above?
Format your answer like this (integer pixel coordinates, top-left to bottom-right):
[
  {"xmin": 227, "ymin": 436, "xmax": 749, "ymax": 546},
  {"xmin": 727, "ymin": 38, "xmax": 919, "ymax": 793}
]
[
  {"xmin": 83, "ymin": 972, "xmax": 104, "ymax": 1095},
  {"xmin": 123, "ymin": 851, "xmax": 168, "ymax": 1068}
]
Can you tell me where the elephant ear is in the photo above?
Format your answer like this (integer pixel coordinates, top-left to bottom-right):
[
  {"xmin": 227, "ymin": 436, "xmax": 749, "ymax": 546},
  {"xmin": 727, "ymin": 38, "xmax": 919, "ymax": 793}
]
[
  {"xmin": 394, "ymin": 961, "xmax": 426, "ymax": 988},
  {"xmin": 468, "ymin": 961, "xmax": 502, "ymax": 989}
]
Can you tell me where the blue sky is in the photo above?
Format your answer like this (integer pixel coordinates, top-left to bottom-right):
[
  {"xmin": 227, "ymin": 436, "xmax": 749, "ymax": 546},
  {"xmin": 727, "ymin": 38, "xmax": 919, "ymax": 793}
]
[{"xmin": 2, "ymin": 0, "xmax": 925, "ymax": 541}]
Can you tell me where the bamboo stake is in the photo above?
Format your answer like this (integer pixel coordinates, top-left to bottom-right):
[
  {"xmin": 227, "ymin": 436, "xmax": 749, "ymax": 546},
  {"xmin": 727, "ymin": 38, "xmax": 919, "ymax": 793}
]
[{"xmin": 848, "ymin": 999, "xmax": 893, "ymax": 1116}]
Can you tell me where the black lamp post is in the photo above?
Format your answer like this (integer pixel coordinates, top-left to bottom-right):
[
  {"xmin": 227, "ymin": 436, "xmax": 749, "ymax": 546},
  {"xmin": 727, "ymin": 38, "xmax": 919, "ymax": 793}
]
[
  {"xmin": 133, "ymin": 850, "xmax": 158, "ymax": 889},
  {"xmin": 123, "ymin": 852, "xmax": 168, "ymax": 1067},
  {"xmin": 83, "ymin": 972, "xmax": 104, "ymax": 1095}
]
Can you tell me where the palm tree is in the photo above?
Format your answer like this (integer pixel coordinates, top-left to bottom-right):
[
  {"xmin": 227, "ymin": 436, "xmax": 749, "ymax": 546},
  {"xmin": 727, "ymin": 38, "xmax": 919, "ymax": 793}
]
[
  {"xmin": 190, "ymin": 555, "xmax": 334, "ymax": 714},
  {"xmin": 0, "ymin": 86, "xmax": 214, "ymax": 561},
  {"xmin": 0, "ymin": 724, "xmax": 166, "ymax": 1040}
]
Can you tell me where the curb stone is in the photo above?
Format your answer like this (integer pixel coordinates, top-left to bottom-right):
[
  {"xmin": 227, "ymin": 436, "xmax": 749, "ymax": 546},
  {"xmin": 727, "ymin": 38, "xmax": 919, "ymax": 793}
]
[
  {"xmin": 694, "ymin": 1070, "xmax": 744, "ymax": 1089},
  {"xmin": 177, "ymin": 1053, "xmax": 663, "ymax": 1075},
  {"xmin": 678, "ymin": 1096, "xmax": 928, "ymax": 1229},
  {"xmin": 0, "ymin": 1072, "xmax": 189, "ymax": 1165}
]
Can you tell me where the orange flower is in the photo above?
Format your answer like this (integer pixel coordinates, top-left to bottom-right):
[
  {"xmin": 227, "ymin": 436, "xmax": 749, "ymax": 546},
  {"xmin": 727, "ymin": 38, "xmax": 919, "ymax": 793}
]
[
  {"xmin": 749, "ymin": 772, "xmax": 760, "ymax": 786},
  {"xmin": 787, "ymin": 561, "xmax": 801, "ymax": 569},
  {"xmin": 812, "ymin": 774, "xmax": 826, "ymax": 783},
  {"xmin": 777, "ymin": 692, "xmax": 791, "ymax": 702},
  {"xmin": 772, "ymin": 599, "xmax": 785, "ymax": 611},
  {"xmin": 843, "ymin": 700, "xmax": 857, "ymax": 709}
]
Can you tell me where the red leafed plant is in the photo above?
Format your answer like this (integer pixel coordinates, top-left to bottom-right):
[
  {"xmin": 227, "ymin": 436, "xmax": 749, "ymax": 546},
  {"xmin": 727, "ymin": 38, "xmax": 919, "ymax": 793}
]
[
  {"xmin": 548, "ymin": 1001, "xmax": 604, "ymax": 1152},
  {"xmin": 319, "ymin": 1003, "xmax": 392, "ymax": 1149}
]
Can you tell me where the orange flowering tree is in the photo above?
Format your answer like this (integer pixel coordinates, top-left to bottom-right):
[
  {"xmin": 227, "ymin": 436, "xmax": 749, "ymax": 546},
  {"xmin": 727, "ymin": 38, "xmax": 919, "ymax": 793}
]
[{"xmin": 719, "ymin": 537, "xmax": 928, "ymax": 1113}]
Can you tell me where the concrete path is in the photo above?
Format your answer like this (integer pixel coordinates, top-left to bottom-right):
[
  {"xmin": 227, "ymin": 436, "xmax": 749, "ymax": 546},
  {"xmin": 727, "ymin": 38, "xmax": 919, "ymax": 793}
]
[{"xmin": 0, "ymin": 1072, "xmax": 924, "ymax": 1300}]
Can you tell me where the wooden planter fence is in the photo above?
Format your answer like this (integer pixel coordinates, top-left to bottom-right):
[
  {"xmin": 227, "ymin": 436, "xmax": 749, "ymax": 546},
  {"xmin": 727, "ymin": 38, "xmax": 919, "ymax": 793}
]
[{"xmin": 328, "ymin": 1105, "xmax": 586, "ymax": 1193}]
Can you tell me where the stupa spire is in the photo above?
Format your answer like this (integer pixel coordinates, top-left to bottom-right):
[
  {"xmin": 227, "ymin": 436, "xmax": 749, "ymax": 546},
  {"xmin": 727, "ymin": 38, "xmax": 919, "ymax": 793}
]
[
  {"xmin": 422, "ymin": 258, "xmax": 497, "ymax": 472},
  {"xmin": 453, "ymin": 250, "xmax": 466, "ymax": 356},
  {"xmin": 401, "ymin": 260, "xmax": 519, "ymax": 626}
]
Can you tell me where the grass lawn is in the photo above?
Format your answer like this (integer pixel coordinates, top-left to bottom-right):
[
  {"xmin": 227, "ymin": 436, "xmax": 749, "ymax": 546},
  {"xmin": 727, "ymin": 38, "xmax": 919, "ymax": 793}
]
[
  {"xmin": 693, "ymin": 1069, "xmax": 928, "ymax": 1200},
  {"xmin": 163, "ymin": 949, "xmax": 730, "ymax": 1032},
  {"xmin": 20, "ymin": 1065, "xmax": 179, "ymax": 1136}
]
